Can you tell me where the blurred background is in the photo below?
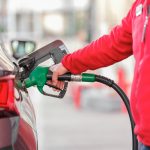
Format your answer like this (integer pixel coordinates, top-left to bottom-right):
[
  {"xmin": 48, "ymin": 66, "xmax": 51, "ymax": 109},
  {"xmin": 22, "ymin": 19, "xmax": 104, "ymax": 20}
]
[{"xmin": 0, "ymin": 0, "xmax": 135, "ymax": 149}]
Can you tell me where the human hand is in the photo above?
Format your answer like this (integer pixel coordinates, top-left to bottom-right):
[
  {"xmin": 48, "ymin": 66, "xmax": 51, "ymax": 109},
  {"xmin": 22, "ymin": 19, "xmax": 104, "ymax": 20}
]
[{"xmin": 49, "ymin": 63, "xmax": 69, "ymax": 90}]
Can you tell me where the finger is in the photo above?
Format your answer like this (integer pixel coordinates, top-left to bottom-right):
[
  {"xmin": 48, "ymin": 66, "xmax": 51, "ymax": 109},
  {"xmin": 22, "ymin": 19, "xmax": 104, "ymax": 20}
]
[
  {"xmin": 54, "ymin": 81, "xmax": 62, "ymax": 92},
  {"xmin": 59, "ymin": 82, "xmax": 64, "ymax": 90},
  {"xmin": 52, "ymin": 71, "xmax": 59, "ymax": 86},
  {"xmin": 52, "ymin": 83, "xmax": 60, "ymax": 91},
  {"xmin": 56, "ymin": 81, "xmax": 64, "ymax": 90},
  {"xmin": 50, "ymin": 82, "xmax": 64, "ymax": 91}
]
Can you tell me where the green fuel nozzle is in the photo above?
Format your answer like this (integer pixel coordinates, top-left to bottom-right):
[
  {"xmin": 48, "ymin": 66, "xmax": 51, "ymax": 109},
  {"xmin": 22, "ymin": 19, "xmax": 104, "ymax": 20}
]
[
  {"xmin": 17, "ymin": 66, "xmax": 49, "ymax": 95},
  {"xmin": 16, "ymin": 66, "xmax": 98, "ymax": 98}
]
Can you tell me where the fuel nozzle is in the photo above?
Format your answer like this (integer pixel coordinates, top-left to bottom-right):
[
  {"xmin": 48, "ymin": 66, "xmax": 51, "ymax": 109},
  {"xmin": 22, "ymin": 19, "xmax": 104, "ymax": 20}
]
[{"xmin": 15, "ymin": 66, "xmax": 97, "ymax": 98}]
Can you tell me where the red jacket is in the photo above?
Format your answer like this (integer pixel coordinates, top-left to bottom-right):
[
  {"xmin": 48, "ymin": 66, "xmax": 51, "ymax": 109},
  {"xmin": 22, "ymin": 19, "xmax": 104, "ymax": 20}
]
[{"xmin": 62, "ymin": 0, "xmax": 150, "ymax": 146}]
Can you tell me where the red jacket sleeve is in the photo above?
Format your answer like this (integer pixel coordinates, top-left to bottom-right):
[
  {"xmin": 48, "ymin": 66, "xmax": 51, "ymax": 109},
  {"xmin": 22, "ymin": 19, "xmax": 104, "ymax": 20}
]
[{"xmin": 62, "ymin": 6, "xmax": 133, "ymax": 74}]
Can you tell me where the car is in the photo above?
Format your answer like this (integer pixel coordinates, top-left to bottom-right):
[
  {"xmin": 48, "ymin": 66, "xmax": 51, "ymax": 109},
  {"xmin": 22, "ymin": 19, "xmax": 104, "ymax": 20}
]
[{"xmin": 0, "ymin": 41, "xmax": 37, "ymax": 150}]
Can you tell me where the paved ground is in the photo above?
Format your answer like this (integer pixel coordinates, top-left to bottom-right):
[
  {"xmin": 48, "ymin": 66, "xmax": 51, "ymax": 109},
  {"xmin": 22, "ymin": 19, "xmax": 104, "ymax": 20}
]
[{"xmin": 29, "ymin": 88, "xmax": 132, "ymax": 150}]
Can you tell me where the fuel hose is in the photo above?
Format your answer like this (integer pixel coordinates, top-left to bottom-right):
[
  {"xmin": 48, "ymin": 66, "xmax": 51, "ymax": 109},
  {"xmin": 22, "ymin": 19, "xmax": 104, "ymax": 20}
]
[
  {"xmin": 94, "ymin": 75, "xmax": 138, "ymax": 150},
  {"xmin": 47, "ymin": 73, "xmax": 138, "ymax": 150}
]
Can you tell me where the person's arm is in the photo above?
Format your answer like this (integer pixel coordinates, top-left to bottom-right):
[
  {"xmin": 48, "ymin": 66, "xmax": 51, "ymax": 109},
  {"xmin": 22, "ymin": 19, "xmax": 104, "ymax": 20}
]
[
  {"xmin": 62, "ymin": 10, "xmax": 133, "ymax": 74},
  {"xmin": 51, "ymin": 1, "xmax": 137, "ymax": 87}
]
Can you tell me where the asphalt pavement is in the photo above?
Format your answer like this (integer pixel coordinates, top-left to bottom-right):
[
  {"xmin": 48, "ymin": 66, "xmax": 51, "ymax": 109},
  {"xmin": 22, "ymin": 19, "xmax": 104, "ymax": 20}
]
[{"xmin": 29, "ymin": 88, "xmax": 132, "ymax": 150}]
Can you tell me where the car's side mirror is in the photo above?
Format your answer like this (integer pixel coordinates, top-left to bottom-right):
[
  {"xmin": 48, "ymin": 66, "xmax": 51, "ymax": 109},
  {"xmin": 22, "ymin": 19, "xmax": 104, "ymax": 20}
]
[{"xmin": 11, "ymin": 40, "xmax": 36, "ymax": 59}]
